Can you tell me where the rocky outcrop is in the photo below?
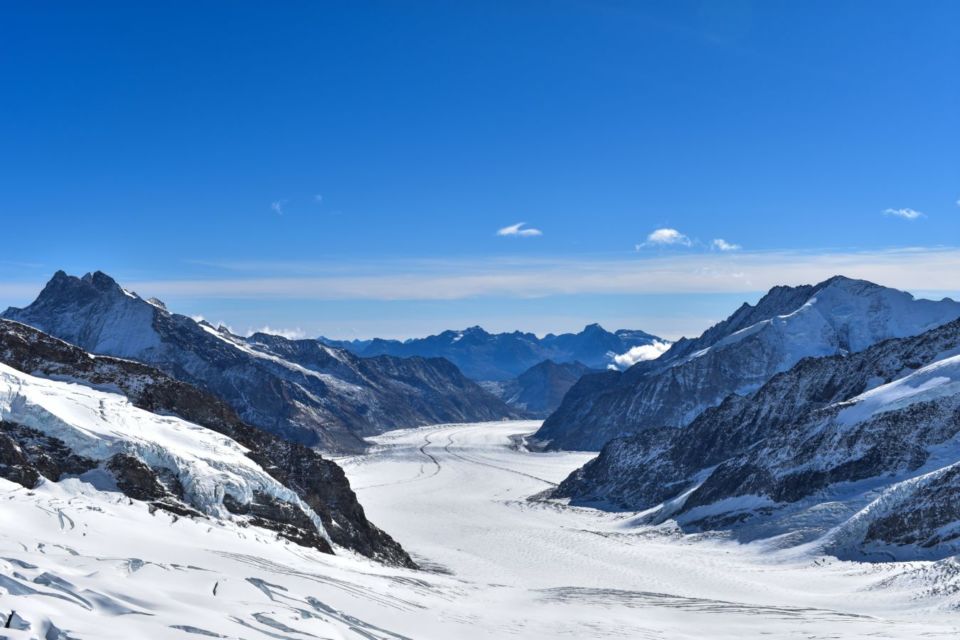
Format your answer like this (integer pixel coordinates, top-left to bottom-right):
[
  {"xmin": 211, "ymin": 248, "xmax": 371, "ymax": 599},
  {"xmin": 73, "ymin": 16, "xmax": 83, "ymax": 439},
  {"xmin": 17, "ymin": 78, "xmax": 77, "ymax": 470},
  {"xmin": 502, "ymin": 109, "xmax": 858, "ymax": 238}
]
[
  {"xmin": 0, "ymin": 421, "xmax": 96, "ymax": 489},
  {"xmin": 534, "ymin": 276, "xmax": 960, "ymax": 451},
  {"xmin": 0, "ymin": 318, "xmax": 414, "ymax": 567},
  {"xmin": 324, "ymin": 324, "xmax": 660, "ymax": 380},
  {"xmin": 222, "ymin": 491, "xmax": 333, "ymax": 553},
  {"xmin": 2, "ymin": 271, "xmax": 517, "ymax": 453}
]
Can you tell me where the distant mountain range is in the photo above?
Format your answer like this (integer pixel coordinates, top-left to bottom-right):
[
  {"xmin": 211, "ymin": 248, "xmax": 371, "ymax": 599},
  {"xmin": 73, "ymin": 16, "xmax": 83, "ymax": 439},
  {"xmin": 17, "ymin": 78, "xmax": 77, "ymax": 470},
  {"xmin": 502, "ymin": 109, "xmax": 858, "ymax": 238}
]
[
  {"xmin": 321, "ymin": 324, "xmax": 661, "ymax": 380},
  {"xmin": 481, "ymin": 360, "xmax": 596, "ymax": 418},
  {"xmin": 3, "ymin": 271, "xmax": 519, "ymax": 453},
  {"xmin": 533, "ymin": 276, "xmax": 960, "ymax": 451}
]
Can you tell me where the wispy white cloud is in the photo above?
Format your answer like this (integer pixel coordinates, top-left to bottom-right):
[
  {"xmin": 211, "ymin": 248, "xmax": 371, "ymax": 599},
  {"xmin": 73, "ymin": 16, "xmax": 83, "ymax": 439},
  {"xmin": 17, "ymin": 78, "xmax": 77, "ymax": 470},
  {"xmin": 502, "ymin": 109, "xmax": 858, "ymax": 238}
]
[
  {"xmin": 883, "ymin": 207, "xmax": 924, "ymax": 220},
  {"xmin": 638, "ymin": 228, "xmax": 691, "ymax": 249},
  {"xmin": 712, "ymin": 238, "xmax": 741, "ymax": 251},
  {"xmin": 497, "ymin": 222, "xmax": 542, "ymax": 237},
  {"xmin": 271, "ymin": 199, "xmax": 288, "ymax": 215},
  {"xmin": 114, "ymin": 246, "xmax": 960, "ymax": 302},
  {"xmin": 611, "ymin": 340, "xmax": 673, "ymax": 369},
  {"xmin": 314, "ymin": 194, "xmax": 323, "ymax": 204}
]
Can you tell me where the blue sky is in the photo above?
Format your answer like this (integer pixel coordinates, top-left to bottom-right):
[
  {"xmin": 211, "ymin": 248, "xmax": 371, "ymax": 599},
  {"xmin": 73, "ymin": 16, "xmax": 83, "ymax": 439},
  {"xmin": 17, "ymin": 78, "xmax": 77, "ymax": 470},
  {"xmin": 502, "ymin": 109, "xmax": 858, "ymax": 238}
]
[{"xmin": 1, "ymin": 1, "xmax": 958, "ymax": 339}]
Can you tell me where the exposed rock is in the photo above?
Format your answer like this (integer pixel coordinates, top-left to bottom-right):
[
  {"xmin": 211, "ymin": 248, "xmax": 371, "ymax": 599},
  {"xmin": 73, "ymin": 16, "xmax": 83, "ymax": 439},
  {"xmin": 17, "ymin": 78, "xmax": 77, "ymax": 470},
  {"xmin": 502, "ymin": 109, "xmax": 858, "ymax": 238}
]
[
  {"xmin": 106, "ymin": 453, "xmax": 169, "ymax": 501},
  {"xmin": 0, "ymin": 421, "xmax": 96, "ymax": 488},
  {"xmin": 223, "ymin": 491, "xmax": 333, "ymax": 553}
]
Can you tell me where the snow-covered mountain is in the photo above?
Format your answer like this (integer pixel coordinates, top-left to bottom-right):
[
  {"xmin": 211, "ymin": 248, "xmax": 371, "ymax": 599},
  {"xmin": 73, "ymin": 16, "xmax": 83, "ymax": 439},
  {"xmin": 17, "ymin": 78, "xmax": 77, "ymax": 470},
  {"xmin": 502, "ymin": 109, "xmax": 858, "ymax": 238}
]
[
  {"xmin": 322, "ymin": 324, "xmax": 660, "ymax": 380},
  {"xmin": 2, "ymin": 271, "xmax": 519, "ymax": 453},
  {"xmin": 533, "ymin": 276, "xmax": 960, "ymax": 451},
  {"xmin": 481, "ymin": 360, "xmax": 595, "ymax": 418},
  {"xmin": 551, "ymin": 315, "xmax": 960, "ymax": 560},
  {"xmin": 0, "ymin": 318, "xmax": 413, "ymax": 567}
]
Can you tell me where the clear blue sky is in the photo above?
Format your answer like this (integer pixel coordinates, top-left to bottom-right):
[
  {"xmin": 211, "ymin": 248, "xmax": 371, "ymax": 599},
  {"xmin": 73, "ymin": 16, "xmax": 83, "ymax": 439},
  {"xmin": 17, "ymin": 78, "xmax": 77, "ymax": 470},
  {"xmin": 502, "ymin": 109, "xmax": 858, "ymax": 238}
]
[{"xmin": 1, "ymin": 1, "xmax": 958, "ymax": 339}]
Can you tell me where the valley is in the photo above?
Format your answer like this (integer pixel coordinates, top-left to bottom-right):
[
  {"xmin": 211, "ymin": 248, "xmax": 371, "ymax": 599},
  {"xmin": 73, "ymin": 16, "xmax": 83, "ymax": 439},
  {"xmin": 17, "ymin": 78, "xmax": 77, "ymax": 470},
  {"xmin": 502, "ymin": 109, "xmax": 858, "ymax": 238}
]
[{"xmin": 6, "ymin": 420, "xmax": 960, "ymax": 638}]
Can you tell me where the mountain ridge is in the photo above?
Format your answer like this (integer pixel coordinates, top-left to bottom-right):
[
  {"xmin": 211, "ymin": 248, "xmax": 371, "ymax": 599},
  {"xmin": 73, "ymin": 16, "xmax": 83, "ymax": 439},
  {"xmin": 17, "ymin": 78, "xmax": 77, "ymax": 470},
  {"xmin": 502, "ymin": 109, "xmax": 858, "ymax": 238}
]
[
  {"xmin": 548, "ymin": 313, "xmax": 960, "ymax": 560},
  {"xmin": 0, "ymin": 317, "xmax": 415, "ymax": 566},
  {"xmin": 532, "ymin": 276, "xmax": 960, "ymax": 451},
  {"xmin": 3, "ymin": 271, "xmax": 519, "ymax": 453},
  {"xmin": 322, "ymin": 323, "xmax": 661, "ymax": 380}
]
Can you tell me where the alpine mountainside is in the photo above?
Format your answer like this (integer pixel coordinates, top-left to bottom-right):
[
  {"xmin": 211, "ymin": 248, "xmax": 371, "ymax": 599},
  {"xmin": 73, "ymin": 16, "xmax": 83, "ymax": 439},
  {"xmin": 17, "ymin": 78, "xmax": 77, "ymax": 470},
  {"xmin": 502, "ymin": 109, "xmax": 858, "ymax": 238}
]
[
  {"xmin": 3, "ymin": 271, "xmax": 518, "ymax": 453},
  {"xmin": 551, "ymin": 315, "xmax": 960, "ymax": 560},
  {"xmin": 322, "ymin": 324, "xmax": 660, "ymax": 380},
  {"xmin": 482, "ymin": 360, "xmax": 595, "ymax": 417},
  {"xmin": 0, "ymin": 318, "xmax": 414, "ymax": 567},
  {"xmin": 533, "ymin": 276, "xmax": 960, "ymax": 451}
]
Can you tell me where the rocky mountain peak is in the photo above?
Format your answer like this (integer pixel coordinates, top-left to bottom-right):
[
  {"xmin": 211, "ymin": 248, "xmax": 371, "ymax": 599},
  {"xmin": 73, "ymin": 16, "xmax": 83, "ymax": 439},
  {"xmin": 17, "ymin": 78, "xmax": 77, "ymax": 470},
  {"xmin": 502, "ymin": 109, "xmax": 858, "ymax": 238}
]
[
  {"xmin": 2, "ymin": 270, "xmax": 518, "ymax": 452},
  {"xmin": 534, "ymin": 275, "xmax": 960, "ymax": 451}
]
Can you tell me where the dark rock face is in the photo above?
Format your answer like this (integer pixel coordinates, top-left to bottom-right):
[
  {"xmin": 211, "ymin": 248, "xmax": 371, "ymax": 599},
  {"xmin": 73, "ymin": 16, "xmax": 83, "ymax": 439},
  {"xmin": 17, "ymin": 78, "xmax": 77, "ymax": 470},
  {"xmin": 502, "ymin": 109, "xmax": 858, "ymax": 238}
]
[
  {"xmin": 323, "ymin": 324, "xmax": 660, "ymax": 381},
  {"xmin": 222, "ymin": 491, "xmax": 333, "ymax": 554},
  {"xmin": 859, "ymin": 465, "xmax": 960, "ymax": 550},
  {"xmin": 486, "ymin": 360, "xmax": 595, "ymax": 418},
  {"xmin": 106, "ymin": 453, "xmax": 169, "ymax": 501},
  {"xmin": 2, "ymin": 271, "xmax": 517, "ymax": 453},
  {"xmin": 551, "ymin": 317, "xmax": 960, "ymax": 560},
  {"xmin": 0, "ymin": 421, "xmax": 96, "ymax": 488},
  {"xmin": 0, "ymin": 319, "xmax": 414, "ymax": 568},
  {"xmin": 534, "ymin": 276, "xmax": 960, "ymax": 451},
  {"xmin": 105, "ymin": 453, "xmax": 208, "ymax": 519}
]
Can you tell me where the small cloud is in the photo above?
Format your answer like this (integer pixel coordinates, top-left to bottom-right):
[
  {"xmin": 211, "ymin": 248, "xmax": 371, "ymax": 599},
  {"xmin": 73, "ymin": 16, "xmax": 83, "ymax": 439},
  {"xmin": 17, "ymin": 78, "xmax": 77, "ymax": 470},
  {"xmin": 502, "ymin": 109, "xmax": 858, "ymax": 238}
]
[
  {"xmin": 271, "ymin": 199, "xmax": 288, "ymax": 215},
  {"xmin": 314, "ymin": 194, "xmax": 323, "ymax": 204},
  {"xmin": 712, "ymin": 238, "xmax": 741, "ymax": 251},
  {"xmin": 249, "ymin": 325, "xmax": 305, "ymax": 340},
  {"xmin": 611, "ymin": 340, "xmax": 672, "ymax": 369},
  {"xmin": 637, "ymin": 228, "xmax": 691, "ymax": 249},
  {"xmin": 883, "ymin": 207, "xmax": 924, "ymax": 220},
  {"xmin": 497, "ymin": 222, "xmax": 543, "ymax": 237}
]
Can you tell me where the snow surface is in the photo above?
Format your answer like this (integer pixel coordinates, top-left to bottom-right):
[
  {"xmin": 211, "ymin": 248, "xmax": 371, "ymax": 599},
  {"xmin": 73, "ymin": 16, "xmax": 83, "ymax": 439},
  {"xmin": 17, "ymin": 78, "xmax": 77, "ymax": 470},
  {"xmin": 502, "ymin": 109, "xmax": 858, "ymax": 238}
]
[
  {"xmin": 838, "ymin": 353, "xmax": 960, "ymax": 425},
  {"xmin": 4, "ymin": 420, "xmax": 960, "ymax": 638},
  {"xmin": 0, "ymin": 363, "xmax": 328, "ymax": 535}
]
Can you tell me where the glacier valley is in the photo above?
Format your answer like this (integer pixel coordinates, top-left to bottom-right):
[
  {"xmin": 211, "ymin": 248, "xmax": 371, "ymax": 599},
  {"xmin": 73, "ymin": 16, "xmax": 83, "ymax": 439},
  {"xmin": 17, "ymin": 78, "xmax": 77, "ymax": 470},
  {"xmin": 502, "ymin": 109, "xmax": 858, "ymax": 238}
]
[{"xmin": 4, "ymin": 419, "xmax": 960, "ymax": 639}]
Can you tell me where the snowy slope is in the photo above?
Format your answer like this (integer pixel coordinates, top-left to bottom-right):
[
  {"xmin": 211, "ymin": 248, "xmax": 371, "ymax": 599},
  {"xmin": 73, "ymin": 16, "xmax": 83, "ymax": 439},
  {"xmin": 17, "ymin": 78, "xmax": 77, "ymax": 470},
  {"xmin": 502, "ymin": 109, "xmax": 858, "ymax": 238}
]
[
  {"xmin": 3, "ymin": 422, "xmax": 960, "ymax": 639},
  {"xmin": 535, "ymin": 276, "xmax": 960, "ymax": 451},
  {"xmin": 0, "ymin": 362, "xmax": 330, "ymax": 541},
  {"xmin": 0, "ymin": 317, "xmax": 413, "ymax": 566},
  {"xmin": 553, "ymin": 321, "xmax": 960, "ymax": 561}
]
